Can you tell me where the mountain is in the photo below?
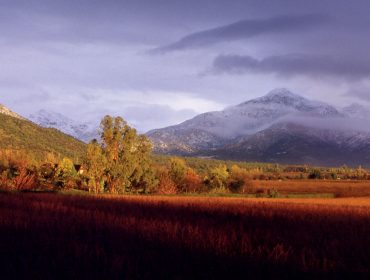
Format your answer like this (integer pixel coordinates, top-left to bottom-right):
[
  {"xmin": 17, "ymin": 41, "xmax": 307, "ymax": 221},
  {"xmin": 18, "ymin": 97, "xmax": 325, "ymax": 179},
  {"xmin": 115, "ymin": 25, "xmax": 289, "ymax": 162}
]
[
  {"xmin": 0, "ymin": 105, "xmax": 86, "ymax": 162},
  {"xmin": 342, "ymin": 103, "xmax": 370, "ymax": 118},
  {"xmin": 29, "ymin": 110, "xmax": 99, "ymax": 143},
  {"xmin": 0, "ymin": 104, "xmax": 25, "ymax": 120},
  {"xmin": 147, "ymin": 88, "xmax": 342, "ymax": 153},
  {"xmin": 147, "ymin": 89, "xmax": 370, "ymax": 166},
  {"xmin": 209, "ymin": 122, "xmax": 370, "ymax": 166}
]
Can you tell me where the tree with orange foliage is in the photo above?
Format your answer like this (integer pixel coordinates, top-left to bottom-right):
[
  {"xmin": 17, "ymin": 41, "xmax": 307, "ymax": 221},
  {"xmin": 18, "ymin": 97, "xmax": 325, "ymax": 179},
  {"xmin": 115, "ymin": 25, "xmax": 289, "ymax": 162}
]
[
  {"xmin": 181, "ymin": 168, "xmax": 203, "ymax": 193},
  {"xmin": 155, "ymin": 166, "xmax": 177, "ymax": 194},
  {"xmin": 0, "ymin": 150, "xmax": 37, "ymax": 191}
]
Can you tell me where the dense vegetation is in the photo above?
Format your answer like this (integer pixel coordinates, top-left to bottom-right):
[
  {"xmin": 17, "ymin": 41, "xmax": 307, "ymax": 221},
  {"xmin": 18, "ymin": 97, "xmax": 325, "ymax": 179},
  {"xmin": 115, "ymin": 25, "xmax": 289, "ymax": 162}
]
[
  {"xmin": 0, "ymin": 113, "xmax": 86, "ymax": 162},
  {"xmin": 1, "ymin": 193, "xmax": 370, "ymax": 278},
  {"xmin": 1, "ymin": 115, "xmax": 369, "ymax": 196}
]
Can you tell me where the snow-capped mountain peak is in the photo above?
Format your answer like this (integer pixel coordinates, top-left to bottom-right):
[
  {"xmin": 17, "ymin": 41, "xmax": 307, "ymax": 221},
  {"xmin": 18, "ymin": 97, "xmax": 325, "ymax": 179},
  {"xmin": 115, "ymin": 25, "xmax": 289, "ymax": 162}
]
[
  {"xmin": 238, "ymin": 88, "xmax": 340, "ymax": 117},
  {"xmin": 261, "ymin": 88, "xmax": 305, "ymax": 102},
  {"xmin": 30, "ymin": 109, "xmax": 73, "ymax": 126},
  {"xmin": 147, "ymin": 88, "xmax": 365, "ymax": 162},
  {"xmin": 29, "ymin": 110, "xmax": 99, "ymax": 142},
  {"xmin": 239, "ymin": 88, "xmax": 305, "ymax": 106}
]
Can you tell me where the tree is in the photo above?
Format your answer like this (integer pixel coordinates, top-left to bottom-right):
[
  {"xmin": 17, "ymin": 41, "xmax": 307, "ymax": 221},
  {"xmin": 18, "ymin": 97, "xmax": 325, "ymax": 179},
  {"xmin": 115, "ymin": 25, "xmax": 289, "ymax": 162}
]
[
  {"xmin": 85, "ymin": 140, "xmax": 107, "ymax": 193},
  {"xmin": 355, "ymin": 166, "xmax": 367, "ymax": 180},
  {"xmin": 228, "ymin": 165, "xmax": 248, "ymax": 193},
  {"xmin": 55, "ymin": 158, "xmax": 77, "ymax": 188},
  {"xmin": 155, "ymin": 166, "xmax": 177, "ymax": 194},
  {"xmin": 86, "ymin": 115, "xmax": 155, "ymax": 194},
  {"xmin": 169, "ymin": 157, "xmax": 187, "ymax": 191},
  {"xmin": 0, "ymin": 150, "xmax": 37, "ymax": 191},
  {"xmin": 129, "ymin": 135, "xmax": 158, "ymax": 193},
  {"xmin": 208, "ymin": 165, "xmax": 229, "ymax": 190},
  {"xmin": 181, "ymin": 168, "xmax": 203, "ymax": 193}
]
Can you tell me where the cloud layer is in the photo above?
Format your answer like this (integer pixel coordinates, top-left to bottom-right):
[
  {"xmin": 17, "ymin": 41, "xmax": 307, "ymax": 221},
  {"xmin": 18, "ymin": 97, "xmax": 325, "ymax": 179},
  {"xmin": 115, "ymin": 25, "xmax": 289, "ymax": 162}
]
[
  {"xmin": 1, "ymin": 0, "xmax": 370, "ymax": 131},
  {"xmin": 212, "ymin": 54, "xmax": 370, "ymax": 80},
  {"xmin": 153, "ymin": 14, "xmax": 329, "ymax": 53}
]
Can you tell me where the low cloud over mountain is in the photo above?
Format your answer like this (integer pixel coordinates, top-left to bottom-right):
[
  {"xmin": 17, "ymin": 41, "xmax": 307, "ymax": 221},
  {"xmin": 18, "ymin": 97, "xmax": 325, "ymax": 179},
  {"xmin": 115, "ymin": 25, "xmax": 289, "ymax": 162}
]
[
  {"xmin": 147, "ymin": 88, "xmax": 370, "ymax": 166},
  {"xmin": 212, "ymin": 54, "xmax": 370, "ymax": 80}
]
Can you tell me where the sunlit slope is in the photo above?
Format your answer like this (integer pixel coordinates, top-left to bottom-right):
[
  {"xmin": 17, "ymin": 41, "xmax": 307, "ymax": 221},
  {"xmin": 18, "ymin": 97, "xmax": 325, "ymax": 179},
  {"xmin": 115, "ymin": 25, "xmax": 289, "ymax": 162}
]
[{"xmin": 0, "ymin": 113, "xmax": 86, "ymax": 161}]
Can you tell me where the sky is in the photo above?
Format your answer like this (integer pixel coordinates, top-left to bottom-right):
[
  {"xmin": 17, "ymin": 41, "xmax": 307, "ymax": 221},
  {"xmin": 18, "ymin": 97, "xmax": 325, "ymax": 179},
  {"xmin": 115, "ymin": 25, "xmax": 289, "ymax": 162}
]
[{"xmin": 0, "ymin": 0, "xmax": 370, "ymax": 132}]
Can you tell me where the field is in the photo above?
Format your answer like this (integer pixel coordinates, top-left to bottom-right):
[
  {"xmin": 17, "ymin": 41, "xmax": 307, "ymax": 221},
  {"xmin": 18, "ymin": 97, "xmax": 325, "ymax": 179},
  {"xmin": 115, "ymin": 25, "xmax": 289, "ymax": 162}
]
[
  {"xmin": 1, "ymin": 193, "xmax": 370, "ymax": 279},
  {"xmin": 246, "ymin": 179, "xmax": 370, "ymax": 198}
]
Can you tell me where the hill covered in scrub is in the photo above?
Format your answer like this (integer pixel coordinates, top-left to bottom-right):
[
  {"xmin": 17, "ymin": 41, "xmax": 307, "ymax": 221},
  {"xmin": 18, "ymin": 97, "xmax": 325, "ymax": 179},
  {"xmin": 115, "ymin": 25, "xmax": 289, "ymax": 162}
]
[{"xmin": 0, "ymin": 112, "xmax": 86, "ymax": 162}]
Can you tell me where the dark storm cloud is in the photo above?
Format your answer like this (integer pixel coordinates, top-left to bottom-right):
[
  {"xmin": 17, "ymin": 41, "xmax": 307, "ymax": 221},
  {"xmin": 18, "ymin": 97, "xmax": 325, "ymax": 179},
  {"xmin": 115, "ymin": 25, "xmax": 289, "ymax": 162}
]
[
  {"xmin": 1, "ymin": 0, "xmax": 370, "ymax": 130},
  {"xmin": 152, "ymin": 14, "xmax": 330, "ymax": 53},
  {"xmin": 212, "ymin": 54, "xmax": 370, "ymax": 80}
]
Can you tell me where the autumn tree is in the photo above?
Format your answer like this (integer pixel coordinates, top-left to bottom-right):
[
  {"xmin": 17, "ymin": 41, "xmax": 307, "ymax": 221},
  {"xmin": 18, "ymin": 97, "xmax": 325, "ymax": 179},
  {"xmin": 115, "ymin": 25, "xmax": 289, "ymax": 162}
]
[
  {"xmin": 128, "ymin": 135, "xmax": 158, "ymax": 193},
  {"xmin": 0, "ymin": 150, "xmax": 37, "ymax": 191},
  {"xmin": 54, "ymin": 158, "xmax": 77, "ymax": 188},
  {"xmin": 181, "ymin": 168, "xmax": 203, "ymax": 193},
  {"xmin": 155, "ymin": 166, "xmax": 177, "ymax": 194},
  {"xmin": 169, "ymin": 157, "xmax": 187, "ymax": 192},
  {"xmin": 85, "ymin": 139, "xmax": 107, "ymax": 193},
  {"xmin": 86, "ymin": 115, "xmax": 155, "ymax": 194},
  {"xmin": 228, "ymin": 165, "xmax": 248, "ymax": 193},
  {"xmin": 208, "ymin": 165, "xmax": 229, "ymax": 190}
]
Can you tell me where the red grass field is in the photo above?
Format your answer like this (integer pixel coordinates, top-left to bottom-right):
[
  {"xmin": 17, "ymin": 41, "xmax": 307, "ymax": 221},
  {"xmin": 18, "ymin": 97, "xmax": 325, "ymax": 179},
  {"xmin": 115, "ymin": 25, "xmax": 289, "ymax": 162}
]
[
  {"xmin": 248, "ymin": 179, "xmax": 370, "ymax": 197},
  {"xmin": 1, "ymin": 193, "xmax": 370, "ymax": 279}
]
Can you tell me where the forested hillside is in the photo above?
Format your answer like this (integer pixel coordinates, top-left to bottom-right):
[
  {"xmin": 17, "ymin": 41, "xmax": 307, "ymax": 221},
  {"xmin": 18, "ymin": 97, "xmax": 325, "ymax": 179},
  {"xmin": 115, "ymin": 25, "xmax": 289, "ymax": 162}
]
[{"xmin": 0, "ymin": 113, "xmax": 86, "ymax": 162}]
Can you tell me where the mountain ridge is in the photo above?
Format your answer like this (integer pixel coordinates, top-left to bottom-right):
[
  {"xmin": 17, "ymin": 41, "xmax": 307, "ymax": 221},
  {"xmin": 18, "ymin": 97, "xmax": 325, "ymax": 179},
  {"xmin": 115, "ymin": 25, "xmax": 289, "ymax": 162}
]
[
  {"xmin": 146, "ymin": 88, "xmax": 370, "ymax": 166},
  {"xmin": 4, "ymin": 88, "xmax": 370, "ymax": 166}
]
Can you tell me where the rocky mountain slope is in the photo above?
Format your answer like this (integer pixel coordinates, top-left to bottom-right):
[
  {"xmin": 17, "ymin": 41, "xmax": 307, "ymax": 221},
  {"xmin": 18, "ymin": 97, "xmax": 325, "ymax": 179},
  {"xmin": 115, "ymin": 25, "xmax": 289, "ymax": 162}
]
[
  {"xmin": 147, "ymin": 89, "xmax": 370, "ymax": 166},
  {"xmin": 209, "ymin": 122, "xmax": 370, "ymax": 166}
]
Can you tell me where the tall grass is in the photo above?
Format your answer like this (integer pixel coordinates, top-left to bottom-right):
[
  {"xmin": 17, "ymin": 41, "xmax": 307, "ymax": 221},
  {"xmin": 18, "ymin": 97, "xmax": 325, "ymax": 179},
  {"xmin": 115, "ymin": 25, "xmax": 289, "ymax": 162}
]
[
  {"xmin": 245, "ymin": 179, "xmax": 370, "ymax": 197},
  {"xmin": 1, "ymin": 193, "xmax": 370, "ymax": 278}
]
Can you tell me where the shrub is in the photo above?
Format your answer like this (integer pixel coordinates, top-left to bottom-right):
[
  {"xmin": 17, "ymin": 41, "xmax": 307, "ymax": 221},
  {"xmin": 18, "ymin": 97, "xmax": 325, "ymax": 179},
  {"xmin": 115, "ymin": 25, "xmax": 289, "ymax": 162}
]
[
  {"xmin": 208, "ymin": 165, "xmax": 229, "ymax": 190},
  {"xmin": 0, "ymin": 171, "xmax": 10, "ymax": 191},
  {"xmin": 308, "ymin": 169, "xmax": 322, "ymax": 179},
  {"xmin": 12, "ymin": 166, "xmax": 37, "ymax": 191},
  {"xmin": 228, "ymin": 178, "xmax": 244, "ymax": 193},
  {"xmin": 267, "ymin": 188, "xmax": 280, "ymax": 198},
  {"xmin": 169, "ymin": 158, "xmax": 187, "ymax": 187},
  {"xmin": 208, "ymin": 185, "xmax": 229, "ymax": 195},
  {"xmin": 181, "ymin": 168, "xmax": 203, "ymax": 193},
  {"xmin": 255, "ymin": 188, "xmax": 267, "ymax": 197},
  {"xmin": 54, "ymin": 158, "xmax": 77, "ymax": 188},
  {"xmin": 155, "ymin": 167, "xmax": 177, "ymax": 194}
]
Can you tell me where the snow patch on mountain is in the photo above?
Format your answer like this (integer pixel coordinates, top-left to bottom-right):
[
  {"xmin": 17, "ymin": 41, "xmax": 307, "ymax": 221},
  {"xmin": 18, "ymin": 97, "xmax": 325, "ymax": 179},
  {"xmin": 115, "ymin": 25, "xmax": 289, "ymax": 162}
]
[
  {"xmin": 148, "ymin": 88, "xmax": 343, "ymax": 145},
  {"xmin": 29, "ymin": 110, "xmax": 99, "ymax": 142},
  {"xmin": 147, "ymin": 88, "xmax": 370, "ymax": 160}
]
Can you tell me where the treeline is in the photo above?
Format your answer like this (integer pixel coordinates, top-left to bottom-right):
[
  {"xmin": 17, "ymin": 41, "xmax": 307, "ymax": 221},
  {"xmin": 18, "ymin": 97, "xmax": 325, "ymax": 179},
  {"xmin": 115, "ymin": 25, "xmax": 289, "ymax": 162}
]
[{"xmin": 1, "ymin": 115, "xmax": 369, "ymax": 194}]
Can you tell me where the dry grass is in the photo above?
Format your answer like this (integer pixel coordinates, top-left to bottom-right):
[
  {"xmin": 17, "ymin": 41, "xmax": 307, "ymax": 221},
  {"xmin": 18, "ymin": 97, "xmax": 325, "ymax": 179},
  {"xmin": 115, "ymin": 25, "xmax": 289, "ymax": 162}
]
[
  {"xmin": 1, "ymin": 193, "xmax": 370, "ymax": 279},
  {"xmin": 246, "ymin": 179, "xmax": 370, "ymax": 197}
]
